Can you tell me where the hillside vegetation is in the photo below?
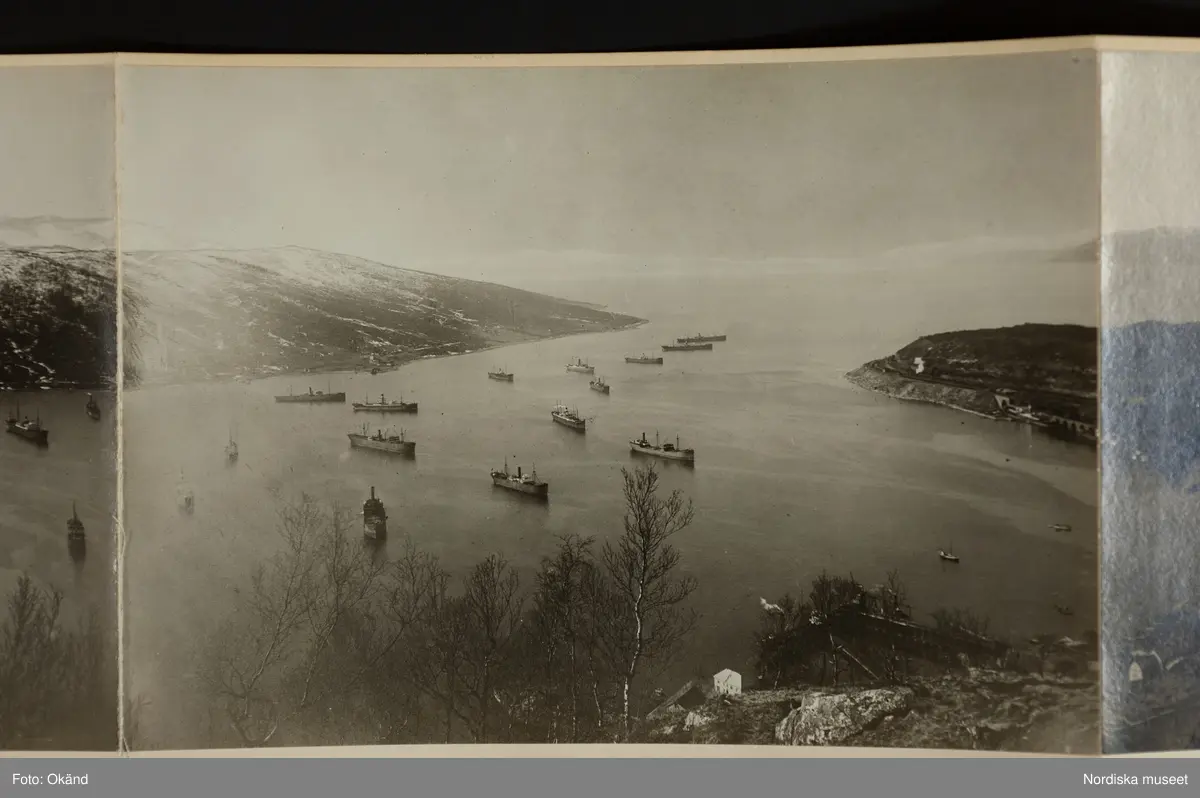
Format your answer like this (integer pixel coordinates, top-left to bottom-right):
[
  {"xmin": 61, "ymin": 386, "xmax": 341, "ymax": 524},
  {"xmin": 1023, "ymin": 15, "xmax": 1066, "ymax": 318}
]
[
  {"xmin": 122, "ymin": 246, "xmax": 643, "ymax": 385},
  {"xmin": 846, "ymin": 323, "xmax": 1098, "ymax": 427},
  {"xmin": 0, "ymin": 246, "xmax": 121, "ymax": 390}
]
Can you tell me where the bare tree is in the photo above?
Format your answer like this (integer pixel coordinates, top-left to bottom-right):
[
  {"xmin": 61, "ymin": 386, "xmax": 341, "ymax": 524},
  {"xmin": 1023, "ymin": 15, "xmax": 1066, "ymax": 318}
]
[
  {"xmin": 198, "ymin": 495, "xmax": 389, "ymax": 746},
  {"xmin": 0, "ymin": 575, "xmax": 112, "ymax": 749},
  {"xmin": 526, "ymin": 534, "xmax": 605, "ymax": 741},
  {"xmin": 457, "ymin": 554, "xmax": 524, "ymax": 742},
  {"xmin": 600, "ymin": 464, "xmax": 698, "ymax": 739}
]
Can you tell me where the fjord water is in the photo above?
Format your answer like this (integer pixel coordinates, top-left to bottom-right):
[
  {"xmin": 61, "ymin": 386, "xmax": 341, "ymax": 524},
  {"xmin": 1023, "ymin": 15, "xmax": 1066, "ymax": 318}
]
[
  {"xmin": 0, "ymin": 390, "xmax": 117, "ymax": 623},
  {"xmin": 124, "ymin": 254, "xmax": 1098, "ymax": 746}
]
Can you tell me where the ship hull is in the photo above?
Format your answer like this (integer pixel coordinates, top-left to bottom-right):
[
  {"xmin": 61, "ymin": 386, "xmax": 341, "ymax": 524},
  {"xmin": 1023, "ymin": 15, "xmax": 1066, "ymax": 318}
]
[
  {"xmin": 552, "ymin": 414, "xmax": 586, "ymax": 431},
  {"xmin": 630, "ymin": 444, "xmax": 695, "ymax": 464},
  {"xmin": 590, "ymin": 385, "xmax": 610, "ymax": 395},
  {"xmin": 566, "ymin": 366, "xmax": 595, "ymax": 374},
  {"xmin": 625, "ymin": 357, "xmax": 663, "ymax": 365},
  {"xmin": 275, "ymin": 393, "xmax": 347, "ymax": 403},
  {"xmin": 363, "ymin": 519, "xmax": 387, "ymax": 541},
  {"xmin": 348, "ymin": 434, "xmax": 416, "ymax": 455},
  {"xmin": 352, "ymin": 404, "xmax": 418, "ymax": 413},
  {"xmin": 676, "ymin": 335, "xmax": 726, "ymax": 343},
  {"xmin": 488, "ymin": 373, "xmax": 515, "ymax": 382},
  {"xmin": 86, "ymin": 406, "xmax": 101, "ymax": 421},
  {"xmin": 491, "ymin": 476, "xmax": 549, "ymax": 498},
  {"xmin": 661, "ymin": 344, "xmax": 713, "ymax": 351},
  {"xmin": 5, "ymin": 423, "xmax": 48, "ymax": 445}
]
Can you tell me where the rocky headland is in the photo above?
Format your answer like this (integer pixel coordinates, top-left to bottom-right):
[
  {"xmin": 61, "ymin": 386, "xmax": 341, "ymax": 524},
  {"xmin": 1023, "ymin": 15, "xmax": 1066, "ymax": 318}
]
[{"xmin": 845, "ymin": 323, "xmax": 1098, "ymax": 441}]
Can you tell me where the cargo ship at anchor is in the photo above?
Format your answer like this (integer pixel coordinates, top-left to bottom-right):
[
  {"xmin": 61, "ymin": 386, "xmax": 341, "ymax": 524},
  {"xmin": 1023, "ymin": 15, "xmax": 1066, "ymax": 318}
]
[
  {"xmin": 490, "ymin": 459, "xmax": 549, "ymax": 499},
  {"xmin": 362, "ymin": 486, "xmax": 388, "ymax": 540},
  {"xmin": 566, "ymin": 358, "xmax": 595, "ymax": 374},
  {"xmin": 352, "ymin": 393, "xmax": 418, "ymax": 413},
  {"xmin": 625, "ymin": 354, "xmax": 664, "ymax": 365},
  {"xmin": 488, "ymin": 368, "xmax": 515, "ymax": 382},
  {"xmin": 5, "ymin": 405, "xmax": 48, "ymax": 445},
  {"xmin": 347, "ymin": 424, "xmax": 416, "ymax": 456},
  {"xmin": 676, "ymin": 333, "xmax": 727, "ymax": 344},
  {"xmin": 661, "ymin": 342, "xmax": 713, "ymax": 352},
  {"xmin": 590, "ymin": 377, "xmax": 611, "ymax": 395},
  {"xmin": 551, "ymin": 404, "xmax": 587, "ymax": 431},
  {"xmin": 630, "ymin": 431, "xmax": 695, "ymax": 464},
  {"xmin": 274, "ymin": 386, "xmax": 346, "ymax": 403}
]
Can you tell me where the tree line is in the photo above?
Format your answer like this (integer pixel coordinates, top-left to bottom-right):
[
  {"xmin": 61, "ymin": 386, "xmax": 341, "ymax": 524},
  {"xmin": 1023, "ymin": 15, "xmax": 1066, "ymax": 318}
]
[
  {"xmin": 0, "ymin": 576, "xmax": 116, "ymax": 749},
  {"xmin": 157, "ymin": 463, "xmax": 699, "ymax": 748}
]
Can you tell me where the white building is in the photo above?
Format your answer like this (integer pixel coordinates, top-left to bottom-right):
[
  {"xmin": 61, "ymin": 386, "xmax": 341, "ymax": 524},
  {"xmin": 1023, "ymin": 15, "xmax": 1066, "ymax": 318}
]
[{"xmin": 712, "ymin": 668, "xmax": 742, "ymax": 696}]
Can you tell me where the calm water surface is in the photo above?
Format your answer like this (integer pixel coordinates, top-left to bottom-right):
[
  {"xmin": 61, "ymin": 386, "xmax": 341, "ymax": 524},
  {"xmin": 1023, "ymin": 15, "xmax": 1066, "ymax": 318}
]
[
  {"xmin": 0, "ymin": 389, "xmax": 118, "ymax": 631},
  {"xmin": 125, "ymin": 262, "xmax": 1099, "ymax": 747}
]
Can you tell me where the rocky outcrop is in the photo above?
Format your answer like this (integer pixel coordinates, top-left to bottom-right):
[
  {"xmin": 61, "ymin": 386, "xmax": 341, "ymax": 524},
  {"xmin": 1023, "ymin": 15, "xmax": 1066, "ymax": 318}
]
[
  {"xmin": 775, "ymin": 688, "xmax": 913, "ymax": 746},
  {"xmin": 649, "ymin": 668, "xmax": 1099, "ymax": 753}
]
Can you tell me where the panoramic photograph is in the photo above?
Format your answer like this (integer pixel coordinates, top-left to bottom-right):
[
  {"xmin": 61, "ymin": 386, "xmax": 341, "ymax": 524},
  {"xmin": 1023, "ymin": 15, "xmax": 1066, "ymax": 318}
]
[
  {"xmin": 1100, "ymin": 49, "xmax": 1200, "ymax": 754},
  {"xmin": 117, "ymin": 51, "xmax": 1100, "ymax": 752},
  {"xmin": 0, "ymin": 62, "xmax": 120, "ymax": 750}
]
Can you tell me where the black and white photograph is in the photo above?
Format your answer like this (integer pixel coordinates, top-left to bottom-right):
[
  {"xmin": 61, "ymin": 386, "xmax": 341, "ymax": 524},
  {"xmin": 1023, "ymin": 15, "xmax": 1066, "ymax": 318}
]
[
  {"xmin": 0, "ymin": 61, "xmax": 120, "ymax": 751},
  {"xmin": 1099, "ymin": 47, "xmax": 1200, "ymax": 754},
  {"xmin": 118, "ymin": 50, "xmax": 1100, "ymax": 752}
]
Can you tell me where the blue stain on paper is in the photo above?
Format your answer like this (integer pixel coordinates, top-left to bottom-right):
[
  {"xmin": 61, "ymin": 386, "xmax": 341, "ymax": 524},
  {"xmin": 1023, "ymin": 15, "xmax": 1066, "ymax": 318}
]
[{"xmin": 1104, "ymin": 321, "xmax": 1200, "ymax": 487}]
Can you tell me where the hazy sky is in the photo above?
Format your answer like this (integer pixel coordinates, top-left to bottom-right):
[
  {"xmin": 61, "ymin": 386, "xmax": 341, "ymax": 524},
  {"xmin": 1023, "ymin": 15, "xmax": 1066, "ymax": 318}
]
[
  {"xmin": 0, "ymin": 65, "xmax": 114, "ymax": 222},
  {"xmin": 1102, "ymin": 51, "xmax": 1200, "ymax": 233},
  {"xmin": 1101, "ymin": 51, "xmax": 1200, "ymax": 324},
  {"xmin": 118, "ymin": 51, "xmax": 1098, "ymax": 264}
]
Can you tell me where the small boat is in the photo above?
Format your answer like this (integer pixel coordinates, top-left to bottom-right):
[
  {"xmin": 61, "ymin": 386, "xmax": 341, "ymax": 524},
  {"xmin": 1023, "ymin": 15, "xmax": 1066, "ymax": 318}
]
[
  {"xmin": 352, "ymin": 393, "xmax": 418, "ymax": 413},
  {"xmin": 225, "ymin": 435, "xmax": 239, "ymax": 463},
  {"xmin": 348, "ymin": 424, "xmax": 416, "ymax": 456},
  {"xmin": 488, "ymin": 368, "xmax": 515, "ymax": 382},
  {"xmin": 551, "ymin": 404, "xmax": 587, "ymax": 432},
  {"xmin": 566, "ymin": 358, "xmax": 595, "ymax": 374},
  {"xmin": 490, "ymin": 458, "xmax": 549, "ymax": 499},
  {"xmin": 1049, "ymin": 523, "xmax": 1072, "ymax": 532},
  {"xmin": 938, "ymin": 548, "xmax": 960, "ymax": 563},
  {"xmin": 85, "ymin": 393, "xmax": 100, "ymax": 421},
  {"xmin": 590, "ymin": 377, "xmax": 611, "ymax": 395},
  {"xmin": 5, "ymin": 405, "xmax": 48, "ymax": 445},
  {"xmin": 1055, "ymin": 603, "xmax": 1074, "ymax": 616},
  {"xmin": 625, "ymin": 354, "xmax": 664, "ymax": 365},
  {"xmin": 676, "ymin": 334, "xmax": 727, "ymax": 344},
  {"xmin": 630, "ymin": 431, "xmax": 695, "ymax": 464},
  {"xmin": 662, "ymin": 342, "xmax": 713, "ymax": 352},
  {"xmin": 274, "ymin": 386, "xmax": 346, "ymax": 403},
  {"xmin": 362, "ymin": 486, "xmax": 388, "ymax": 540}
]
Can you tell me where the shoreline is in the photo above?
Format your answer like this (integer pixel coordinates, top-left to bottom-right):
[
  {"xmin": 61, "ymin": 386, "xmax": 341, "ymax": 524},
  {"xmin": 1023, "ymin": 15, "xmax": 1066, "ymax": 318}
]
[
  {"xmin": 124, "ymin": 318, "xmax": 650, "ymax": 392},
  {"xmin": 844, "ymin": 362, "xmax": 1096, "ymax": 447}
]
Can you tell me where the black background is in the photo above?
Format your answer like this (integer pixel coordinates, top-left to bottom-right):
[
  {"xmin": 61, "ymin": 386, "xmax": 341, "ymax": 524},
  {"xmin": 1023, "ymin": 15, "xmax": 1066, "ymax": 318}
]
[{"xmin": 5, "ymin": 0, "xmax": 1200, "ymax": 55}]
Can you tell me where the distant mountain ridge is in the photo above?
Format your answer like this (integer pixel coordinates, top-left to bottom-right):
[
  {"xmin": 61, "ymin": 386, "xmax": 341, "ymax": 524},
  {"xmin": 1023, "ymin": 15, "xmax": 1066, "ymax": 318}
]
[{"xmin": 122, "ymin": 245, "xmax": 644, "ymax": 386}]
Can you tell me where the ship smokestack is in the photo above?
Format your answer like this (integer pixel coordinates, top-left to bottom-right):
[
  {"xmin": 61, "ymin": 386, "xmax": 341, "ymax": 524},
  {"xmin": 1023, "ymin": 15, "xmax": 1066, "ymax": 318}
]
[
  {"xmin": 517, "ymin": 466, "xmax": 523, "ymax": 479},
  {"xmin": 370, "ymin": 486, "xmax": 376, "ymax": 500}
]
